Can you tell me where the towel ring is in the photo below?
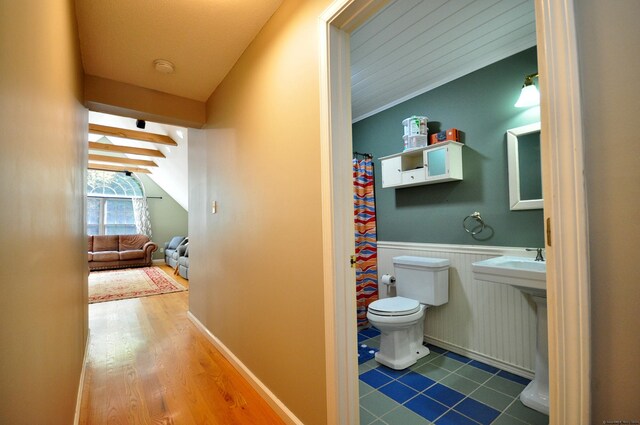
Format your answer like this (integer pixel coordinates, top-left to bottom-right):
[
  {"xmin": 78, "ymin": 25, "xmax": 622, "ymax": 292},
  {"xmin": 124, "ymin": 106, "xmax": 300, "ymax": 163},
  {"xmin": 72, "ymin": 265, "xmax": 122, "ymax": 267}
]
[{"xmin": 463, "ymin": 211, "xmax": 485, "ymax": 235}]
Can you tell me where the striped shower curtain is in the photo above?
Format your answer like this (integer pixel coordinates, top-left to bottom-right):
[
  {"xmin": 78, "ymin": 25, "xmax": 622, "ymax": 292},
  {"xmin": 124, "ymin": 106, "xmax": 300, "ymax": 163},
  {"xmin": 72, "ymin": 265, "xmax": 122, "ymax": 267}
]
[{"xmin": 353, "ymin": 157, "xmax": 378, "ymax": 329}]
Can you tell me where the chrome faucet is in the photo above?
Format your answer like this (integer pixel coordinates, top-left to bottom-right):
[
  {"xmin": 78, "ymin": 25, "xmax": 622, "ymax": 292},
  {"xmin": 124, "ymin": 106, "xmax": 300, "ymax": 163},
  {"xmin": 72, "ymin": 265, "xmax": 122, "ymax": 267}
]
[{"xmin": 526, "ymin": 248, "xmax": 545, "ymax": 261}]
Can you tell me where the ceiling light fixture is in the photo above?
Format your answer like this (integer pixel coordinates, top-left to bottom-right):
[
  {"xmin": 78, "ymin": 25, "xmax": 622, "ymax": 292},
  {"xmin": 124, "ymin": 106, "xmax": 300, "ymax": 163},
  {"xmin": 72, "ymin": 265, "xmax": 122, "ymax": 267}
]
[
  {"xmin": 153, "ymin": 59, "xmax": 175, "ymax": 74},
  {"xmin": 515, "ymin": 72, "xmax": 540, "ymax": 108}
]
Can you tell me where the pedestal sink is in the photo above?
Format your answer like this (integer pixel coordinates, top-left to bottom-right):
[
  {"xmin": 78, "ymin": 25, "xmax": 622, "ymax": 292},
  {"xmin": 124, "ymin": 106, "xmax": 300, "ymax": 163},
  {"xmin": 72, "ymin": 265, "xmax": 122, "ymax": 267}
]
[{"xmin": 472, "ymin": 256, "xmax": 549, "ymax": 415}]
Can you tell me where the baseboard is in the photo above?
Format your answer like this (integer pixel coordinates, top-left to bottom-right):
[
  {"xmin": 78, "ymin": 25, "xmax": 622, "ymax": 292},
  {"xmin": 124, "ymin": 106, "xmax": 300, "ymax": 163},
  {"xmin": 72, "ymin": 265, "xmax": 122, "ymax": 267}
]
[
  {"xmin": 73, "ymin": 331, "xmax": 90, "ymax": 425},
  {"xmin": 424, "ymin": 336, "xmax": 534, "ymax": 380},
  {"xmin": 152, "ymin": 258, "xmax": 164, "ymax": 265},
  {"xmin": 187, "ymin": 312, "xmax": 303, "ymax": 425}
]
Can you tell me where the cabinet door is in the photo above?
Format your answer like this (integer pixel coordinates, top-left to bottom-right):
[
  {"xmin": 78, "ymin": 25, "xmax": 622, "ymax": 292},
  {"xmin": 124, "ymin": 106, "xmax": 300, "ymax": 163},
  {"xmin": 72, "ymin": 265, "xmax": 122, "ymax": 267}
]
[
  {"xmin": 380, "ymin": 157, "xmax": 402, "ymax": 187},
  {"xmin": 424, "ymin": 146, "xmax": 448, "ymax": 179}
]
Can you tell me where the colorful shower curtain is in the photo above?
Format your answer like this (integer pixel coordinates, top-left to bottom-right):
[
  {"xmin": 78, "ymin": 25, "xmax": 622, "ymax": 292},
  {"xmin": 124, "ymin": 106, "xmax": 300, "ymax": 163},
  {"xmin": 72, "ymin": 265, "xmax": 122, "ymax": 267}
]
[{"xmin": 353, "ymin": 157, "xmax": 378, "ymax": 329}]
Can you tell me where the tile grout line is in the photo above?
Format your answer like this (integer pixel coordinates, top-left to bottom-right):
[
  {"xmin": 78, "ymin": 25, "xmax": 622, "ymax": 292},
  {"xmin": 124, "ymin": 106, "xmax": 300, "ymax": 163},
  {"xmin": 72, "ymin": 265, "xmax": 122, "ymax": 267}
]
[{"xmin": 358, "ymin": 338, "xmax": 540, "ymax": 425}]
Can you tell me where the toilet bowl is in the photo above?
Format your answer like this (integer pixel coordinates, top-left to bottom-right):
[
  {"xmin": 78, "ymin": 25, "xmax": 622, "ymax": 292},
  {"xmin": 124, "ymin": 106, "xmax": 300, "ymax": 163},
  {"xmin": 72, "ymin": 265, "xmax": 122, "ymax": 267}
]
[
  {"xmin": 367, "ymin": 256, "xmax": 450, "ymax": 370},
  {"xmin": 367, "ymin": 297, "xmax": 430, "ymax": 369}
]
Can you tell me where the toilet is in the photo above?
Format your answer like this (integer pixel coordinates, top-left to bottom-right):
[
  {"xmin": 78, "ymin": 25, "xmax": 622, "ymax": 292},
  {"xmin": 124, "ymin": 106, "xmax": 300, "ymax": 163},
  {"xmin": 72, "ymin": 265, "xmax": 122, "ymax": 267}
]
[{"xmin": 367, "ymin": 256, "xmax": 450, "ymax": 370}]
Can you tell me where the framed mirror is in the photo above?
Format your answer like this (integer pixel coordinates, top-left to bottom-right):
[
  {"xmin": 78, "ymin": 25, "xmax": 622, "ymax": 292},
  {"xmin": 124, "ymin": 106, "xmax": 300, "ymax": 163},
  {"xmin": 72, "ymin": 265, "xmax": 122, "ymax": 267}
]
[{"xmin": 507, "ymin": 122, "xmax": 542, "ymax": 210}]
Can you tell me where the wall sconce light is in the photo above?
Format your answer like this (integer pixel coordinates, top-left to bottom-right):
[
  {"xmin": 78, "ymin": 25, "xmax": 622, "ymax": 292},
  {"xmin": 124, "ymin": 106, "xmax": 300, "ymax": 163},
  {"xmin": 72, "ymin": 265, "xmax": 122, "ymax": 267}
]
[{"xmin": 515, "ymin": 72, "xmax": 540, "ymax": 108}]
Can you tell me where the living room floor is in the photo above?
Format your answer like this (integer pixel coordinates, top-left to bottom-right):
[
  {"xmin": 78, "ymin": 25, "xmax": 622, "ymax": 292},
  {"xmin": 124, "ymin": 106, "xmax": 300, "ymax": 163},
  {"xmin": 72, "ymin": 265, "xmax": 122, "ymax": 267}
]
[
  {"xmin": 78, "ymin": 264, "xmax": 283, "ymax": 424},
  {"xmin": 158, "ymin": 262, "xmax": 189, "ymax": 288}
]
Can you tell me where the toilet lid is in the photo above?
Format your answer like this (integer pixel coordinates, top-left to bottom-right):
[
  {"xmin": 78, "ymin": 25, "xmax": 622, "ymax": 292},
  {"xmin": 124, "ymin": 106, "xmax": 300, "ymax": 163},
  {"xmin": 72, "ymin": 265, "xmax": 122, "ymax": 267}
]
[{"xmin": 368, "ymin": 297, "xmax": 420, "ymax": 316}]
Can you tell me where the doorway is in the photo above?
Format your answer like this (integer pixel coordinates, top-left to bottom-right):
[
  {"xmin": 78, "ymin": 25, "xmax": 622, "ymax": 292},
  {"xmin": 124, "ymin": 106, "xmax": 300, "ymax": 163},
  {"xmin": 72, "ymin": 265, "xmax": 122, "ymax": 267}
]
[{"xmin": 318, "ymin": 0, "xmax": 591, "ymax": 423}]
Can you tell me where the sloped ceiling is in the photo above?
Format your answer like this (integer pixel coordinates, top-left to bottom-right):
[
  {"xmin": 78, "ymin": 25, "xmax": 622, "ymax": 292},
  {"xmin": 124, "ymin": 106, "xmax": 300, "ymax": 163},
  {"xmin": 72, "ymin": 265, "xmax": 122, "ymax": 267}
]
[
  {"xmin": 79, "ymin": 0, "xmax": 536, "ymax": 209},
  {"xmin": 89, "ymin": 112, "xmax": 189, "ymax": 211},
  {"xmin": 76, "ymin": 1, "xmax": 284, "ymax": 211},
  {"xmin": 351, "ymin": 0, "xmax": 537, "ymax": 122}
]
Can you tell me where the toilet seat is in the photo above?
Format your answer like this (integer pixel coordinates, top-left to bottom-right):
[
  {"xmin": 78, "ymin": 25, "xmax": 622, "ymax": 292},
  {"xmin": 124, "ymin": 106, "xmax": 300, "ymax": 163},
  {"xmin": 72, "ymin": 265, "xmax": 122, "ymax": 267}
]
[{"xmin": 368, "ymin": 296, "xmax": 420, "ymax": 317}]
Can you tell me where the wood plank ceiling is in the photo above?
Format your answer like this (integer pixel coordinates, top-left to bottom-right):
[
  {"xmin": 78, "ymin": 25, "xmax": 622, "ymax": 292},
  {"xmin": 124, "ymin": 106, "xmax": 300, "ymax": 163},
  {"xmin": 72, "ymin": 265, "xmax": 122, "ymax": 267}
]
[
  {"xmin": 87, "ymin": 124, "xmax": 174, "ymax": 175},
  {"xmin": 350, "ymin": 0, "xmax": 537, "ymax": 122}
]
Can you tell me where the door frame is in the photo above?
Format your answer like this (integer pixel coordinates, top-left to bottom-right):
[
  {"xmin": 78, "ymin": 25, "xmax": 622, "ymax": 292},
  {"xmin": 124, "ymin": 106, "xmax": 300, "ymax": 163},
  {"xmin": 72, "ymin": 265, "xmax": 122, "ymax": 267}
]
[{"xmin": 318, "ymin": 0, "xmax": 591, "ymax": 424}]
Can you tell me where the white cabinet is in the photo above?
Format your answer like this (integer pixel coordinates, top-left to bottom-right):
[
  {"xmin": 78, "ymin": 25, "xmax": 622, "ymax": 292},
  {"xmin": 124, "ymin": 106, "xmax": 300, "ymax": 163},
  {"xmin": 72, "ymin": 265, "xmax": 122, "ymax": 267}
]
[
  {"xmin": 380, "ymin": 156, "xmax": 402, "ymax": 187},
  {"xmin": 380, "ymin": 141, "xmax": 464, "ymax": 188}
]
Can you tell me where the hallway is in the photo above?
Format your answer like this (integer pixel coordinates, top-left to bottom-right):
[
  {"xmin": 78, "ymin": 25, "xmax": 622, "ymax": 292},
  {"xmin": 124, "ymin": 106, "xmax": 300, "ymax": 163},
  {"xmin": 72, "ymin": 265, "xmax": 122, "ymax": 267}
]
[{"xmin": 78, "ymin": 266, "xmax": 285, "ymax": 424}]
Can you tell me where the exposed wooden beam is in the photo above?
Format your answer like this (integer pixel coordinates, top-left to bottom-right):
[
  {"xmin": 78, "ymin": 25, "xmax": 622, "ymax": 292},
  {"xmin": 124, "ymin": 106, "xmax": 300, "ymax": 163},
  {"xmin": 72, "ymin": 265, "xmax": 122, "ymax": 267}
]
[
  {"xmin": 88, "ymin": 162, "xmax": 152, "ymax": 174},
  {"xmin": 88, "ymin": 141, "xmax": 165, "ymax": 158},
  {"xmin": 88, "ymin": 154, "xmax": 158, "ymax": 168},
  {"xmin": 89, "ymin": 123, "xmax": 177, "ymax": 146}
]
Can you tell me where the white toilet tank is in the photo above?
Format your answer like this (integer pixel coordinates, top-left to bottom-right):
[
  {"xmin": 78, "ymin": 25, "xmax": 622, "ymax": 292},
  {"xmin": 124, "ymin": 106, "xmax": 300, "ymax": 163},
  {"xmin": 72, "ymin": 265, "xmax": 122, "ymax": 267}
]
[{"xmin": 393, "ymin": 256, "xmax": 450, "ymax": 306}]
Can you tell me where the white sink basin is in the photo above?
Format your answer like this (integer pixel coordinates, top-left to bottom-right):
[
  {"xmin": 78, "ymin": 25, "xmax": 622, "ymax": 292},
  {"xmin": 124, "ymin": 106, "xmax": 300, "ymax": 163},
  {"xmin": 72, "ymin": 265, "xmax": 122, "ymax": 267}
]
[{"xmin": 472, "ymin": 256, "xmax": 546, "ymax": 296}]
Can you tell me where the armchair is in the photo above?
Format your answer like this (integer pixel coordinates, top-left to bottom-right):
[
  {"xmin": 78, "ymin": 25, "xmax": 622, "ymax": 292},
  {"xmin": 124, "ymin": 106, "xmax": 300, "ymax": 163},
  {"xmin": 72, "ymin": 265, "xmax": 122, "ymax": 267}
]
[{"xmin": 165, "ymin": 236, "xmax": 187, "ymax": 268}]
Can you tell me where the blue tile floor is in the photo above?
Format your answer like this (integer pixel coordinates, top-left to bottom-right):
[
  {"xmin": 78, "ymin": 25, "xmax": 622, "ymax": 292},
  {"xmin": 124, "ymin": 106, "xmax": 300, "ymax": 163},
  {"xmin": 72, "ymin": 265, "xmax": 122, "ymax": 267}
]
[{"xmin": 358, "ymin": 328, "xmax": 549, "ymax": 425}]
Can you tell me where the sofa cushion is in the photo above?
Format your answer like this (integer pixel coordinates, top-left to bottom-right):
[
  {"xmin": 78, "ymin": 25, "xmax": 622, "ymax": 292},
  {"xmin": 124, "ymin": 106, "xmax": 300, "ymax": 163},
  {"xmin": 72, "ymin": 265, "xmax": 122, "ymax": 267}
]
[
  {"xmin": 92, "ymin": 251, "xmax": 119, "ymax": 262},
  {"xmin": 119, "ymin": 234, "xmax": 149, "ymax": 251},
  {"xmin": 93, "ymin": 235, "xmax": 119, "ymax": 252},
  {"xmin": 119, "ymin": 250, "xmax": 145, "ymax": 260},
  {"xmin": 88, "ymin": 252, "xmax": 93, "ymax": 261},
  {"xmin": 167, "ymin": 236, "xmax": 185, "ymax": 250},
  {"xmin": 88, "ymin": 236, "xmax": 94, "ymax": 252}
]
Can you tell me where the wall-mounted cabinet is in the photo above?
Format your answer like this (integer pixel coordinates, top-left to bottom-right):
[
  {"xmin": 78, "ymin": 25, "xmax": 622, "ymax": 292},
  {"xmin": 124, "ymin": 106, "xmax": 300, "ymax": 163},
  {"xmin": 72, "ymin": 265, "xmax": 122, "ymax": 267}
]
[{"xmin": 380, "ymin": 141, "xmax": 464, "ymax": 188}]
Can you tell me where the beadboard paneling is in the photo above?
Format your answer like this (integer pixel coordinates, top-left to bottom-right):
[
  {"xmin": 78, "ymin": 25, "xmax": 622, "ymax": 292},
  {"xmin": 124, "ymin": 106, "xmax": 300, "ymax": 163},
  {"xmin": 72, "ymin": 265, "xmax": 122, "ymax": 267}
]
[{"xmin": 378, "ymin": 241, "xmax": 539, "ymax": 377}]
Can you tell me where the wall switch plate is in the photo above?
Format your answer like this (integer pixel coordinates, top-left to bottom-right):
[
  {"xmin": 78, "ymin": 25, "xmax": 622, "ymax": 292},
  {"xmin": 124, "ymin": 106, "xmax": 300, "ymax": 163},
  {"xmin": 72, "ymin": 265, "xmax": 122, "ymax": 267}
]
[{"xmin": 211, "ymin": 201, "xmax": 217, "ymax": 214}]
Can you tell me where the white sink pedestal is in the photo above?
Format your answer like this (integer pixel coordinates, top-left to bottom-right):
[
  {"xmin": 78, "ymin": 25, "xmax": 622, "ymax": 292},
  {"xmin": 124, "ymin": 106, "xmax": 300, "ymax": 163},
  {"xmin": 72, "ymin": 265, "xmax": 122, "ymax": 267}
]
[
  {"xmin": 519, "ymin": 295, "xmax": 549, "ymax": 415},
  {"xmin": 471, "ymin": 256, "xmax": 550, "ymax": 415}
]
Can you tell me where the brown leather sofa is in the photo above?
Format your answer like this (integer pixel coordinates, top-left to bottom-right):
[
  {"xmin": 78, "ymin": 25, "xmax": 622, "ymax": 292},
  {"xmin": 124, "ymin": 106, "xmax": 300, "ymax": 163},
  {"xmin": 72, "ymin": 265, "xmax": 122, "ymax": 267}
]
[{"xmin": 88, "ymin": 234, "xmax": 158, "ymax": 271}]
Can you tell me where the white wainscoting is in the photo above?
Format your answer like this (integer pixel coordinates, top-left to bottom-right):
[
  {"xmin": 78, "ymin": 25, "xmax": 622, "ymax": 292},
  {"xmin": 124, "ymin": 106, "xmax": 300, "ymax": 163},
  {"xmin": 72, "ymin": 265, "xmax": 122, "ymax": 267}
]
[{"xmin": 377, "ymin": 241, "xmax": 540, "ymax": 378}]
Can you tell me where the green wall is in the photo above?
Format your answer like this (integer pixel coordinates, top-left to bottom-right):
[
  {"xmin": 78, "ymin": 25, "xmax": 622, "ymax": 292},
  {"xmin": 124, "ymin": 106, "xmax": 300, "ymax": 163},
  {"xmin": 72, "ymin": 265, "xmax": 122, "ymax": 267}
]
[
  {"xmin": 138, "ymin": 174, "xmax": 188, "ymax": 259},
  {"xmin": 352, "ymin": 47, "xmax": 544, "ymax": 247}
]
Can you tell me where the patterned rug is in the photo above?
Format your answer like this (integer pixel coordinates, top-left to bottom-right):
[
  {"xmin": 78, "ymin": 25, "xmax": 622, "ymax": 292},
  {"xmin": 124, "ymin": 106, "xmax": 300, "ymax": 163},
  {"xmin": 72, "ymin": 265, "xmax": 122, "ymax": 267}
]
[{"xmin": 89, "ymin": 266, "xmax": 187, "ymax": 303}]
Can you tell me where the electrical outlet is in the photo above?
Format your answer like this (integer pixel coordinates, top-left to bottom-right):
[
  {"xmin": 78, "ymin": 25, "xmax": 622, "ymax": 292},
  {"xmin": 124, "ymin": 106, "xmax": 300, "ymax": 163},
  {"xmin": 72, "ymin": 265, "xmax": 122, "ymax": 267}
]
[{"xmin": 160, "ymin": 248, "xmax": 164, "ymax": 253}]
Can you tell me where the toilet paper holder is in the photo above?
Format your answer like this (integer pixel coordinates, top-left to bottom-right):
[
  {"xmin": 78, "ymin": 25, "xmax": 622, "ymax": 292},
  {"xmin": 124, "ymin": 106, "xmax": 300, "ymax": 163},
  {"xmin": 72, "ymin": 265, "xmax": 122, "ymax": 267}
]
[{"xmin": 381, "ymin": 274, "xmax": 396, "ymax": 285}]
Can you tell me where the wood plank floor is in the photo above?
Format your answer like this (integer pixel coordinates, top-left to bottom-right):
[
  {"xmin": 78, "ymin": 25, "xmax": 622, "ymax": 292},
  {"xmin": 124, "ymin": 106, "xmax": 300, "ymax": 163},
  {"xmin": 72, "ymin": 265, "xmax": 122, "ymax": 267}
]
[{"xmin": 79, "ymin": 265, "xmax": 285, "ymax": 425}]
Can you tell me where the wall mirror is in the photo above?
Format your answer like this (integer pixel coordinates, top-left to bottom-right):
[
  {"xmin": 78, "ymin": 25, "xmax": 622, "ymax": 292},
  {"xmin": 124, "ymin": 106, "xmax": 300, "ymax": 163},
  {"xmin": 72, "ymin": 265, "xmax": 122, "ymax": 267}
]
[{"xmin": 507, "ymin": 122, "xmax": 542, "ymax": 210}]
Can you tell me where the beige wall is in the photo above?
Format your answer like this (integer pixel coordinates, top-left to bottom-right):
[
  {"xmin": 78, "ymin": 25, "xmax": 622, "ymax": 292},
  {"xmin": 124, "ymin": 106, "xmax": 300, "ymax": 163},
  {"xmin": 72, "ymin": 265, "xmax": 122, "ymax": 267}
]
[
  {"xmin": 574, "ymin": 0, "xmax": 640, "ymax": 421},
  {"xmin": 189, "ymin": 1, "xmax": 331, "ymax": 423},
  {"xmin": 0, "ymin": 1, "xmax": 88, "ymax": 424}
]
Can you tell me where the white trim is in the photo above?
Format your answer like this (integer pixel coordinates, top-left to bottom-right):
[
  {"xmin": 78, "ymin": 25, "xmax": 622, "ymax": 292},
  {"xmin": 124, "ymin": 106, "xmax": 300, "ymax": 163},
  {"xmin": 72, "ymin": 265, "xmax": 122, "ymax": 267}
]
[
  {"xmin": 535, "ymin": 0, "xmax": 591, "ymax": 423},
  {"xmin": 507, "ymin": 122, "xmax": 544, "ymax": 210},
  {"xmin": 423, "ymin": 336, "xmax": 534, "ymax": 381},
  {"xmin": 152, "ymin": 258, "xmax": 164, "ymax": 265},
  {"xmin": 187, "ymin": 312, "xmax": 303, "ymax": 425},
  {"xmin": 73, "ymin": 332, "xmax": 90, "ymax": 425},
  {"xmin": 378, "ymin": 240, "xmax": 540, "ymax": 258},
  {"xmin": 319, "ymin": 5, "xmax": 357, "ymax": 424}
]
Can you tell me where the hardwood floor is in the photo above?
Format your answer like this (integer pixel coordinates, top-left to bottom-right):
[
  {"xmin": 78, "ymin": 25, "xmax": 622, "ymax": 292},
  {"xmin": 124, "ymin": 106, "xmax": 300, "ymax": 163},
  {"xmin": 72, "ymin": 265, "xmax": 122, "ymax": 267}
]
[{"xmin": 79, "ymin": 265, "xmax": 285, "ymax": 424}]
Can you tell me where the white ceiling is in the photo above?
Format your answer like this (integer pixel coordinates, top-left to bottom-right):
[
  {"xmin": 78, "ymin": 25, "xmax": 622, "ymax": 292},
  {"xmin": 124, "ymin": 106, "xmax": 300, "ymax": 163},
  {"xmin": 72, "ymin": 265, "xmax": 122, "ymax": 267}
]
[
  {"xmin": 75, "ymin": 0, "xmax": 283, "ymax": 102},
  {"xmin": 350, "ymin": 0, "xmax": 537, "ymax": 122}
]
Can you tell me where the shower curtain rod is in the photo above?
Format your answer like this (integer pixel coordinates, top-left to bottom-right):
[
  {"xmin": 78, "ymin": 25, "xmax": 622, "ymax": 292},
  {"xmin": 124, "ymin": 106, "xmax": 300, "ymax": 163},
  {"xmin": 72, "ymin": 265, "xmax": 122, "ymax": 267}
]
[{"xmin": 353, "ymin": 151, "xmax": 373, "ymax": 159}]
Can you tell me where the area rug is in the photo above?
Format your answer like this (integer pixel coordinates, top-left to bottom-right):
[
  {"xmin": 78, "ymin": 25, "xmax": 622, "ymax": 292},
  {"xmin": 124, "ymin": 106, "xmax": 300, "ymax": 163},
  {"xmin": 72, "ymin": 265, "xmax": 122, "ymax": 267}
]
[{"xmin": 89, "ymin": 266, "xmax": 187, "ymax": 303}]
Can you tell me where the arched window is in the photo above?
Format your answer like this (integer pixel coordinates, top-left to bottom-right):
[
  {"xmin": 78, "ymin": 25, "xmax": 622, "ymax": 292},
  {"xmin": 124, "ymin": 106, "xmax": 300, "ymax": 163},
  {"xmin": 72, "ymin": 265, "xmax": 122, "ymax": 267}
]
[{"xmin": 87, "ymin": 170, "xmax": 147, "ymax": 236}]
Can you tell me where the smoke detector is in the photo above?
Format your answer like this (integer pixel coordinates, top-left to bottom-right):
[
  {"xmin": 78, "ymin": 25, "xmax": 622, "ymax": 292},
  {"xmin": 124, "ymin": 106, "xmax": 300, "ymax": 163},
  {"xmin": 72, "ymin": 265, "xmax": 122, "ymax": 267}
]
[{"xmin": 153, "ymin": 59, "xmax": 175, "ymax": 74}]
